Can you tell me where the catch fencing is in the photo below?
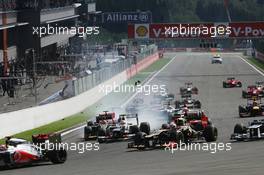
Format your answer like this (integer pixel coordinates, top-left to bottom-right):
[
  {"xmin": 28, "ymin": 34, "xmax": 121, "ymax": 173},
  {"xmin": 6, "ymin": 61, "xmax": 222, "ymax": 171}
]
[{"xmin": 73, "ymin": 44, "xmax": 157, "ymax": 95}]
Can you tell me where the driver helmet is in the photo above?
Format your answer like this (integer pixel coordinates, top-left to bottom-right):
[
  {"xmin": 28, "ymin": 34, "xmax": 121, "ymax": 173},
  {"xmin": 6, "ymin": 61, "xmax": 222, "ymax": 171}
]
[
  {"xmin": 170, "ymin": 122, "xmax": 176, "ymax": 129},
  {"xmin": 183, "ymin": 106, "xmax": 189, "ymax": 115},
  {"xmin": 176, "ymin": 118, "xmax": 186, "ymax": 126},
  {"xmin": 100, "ymin": 120, "xmax": 107, "ymax": 125}
]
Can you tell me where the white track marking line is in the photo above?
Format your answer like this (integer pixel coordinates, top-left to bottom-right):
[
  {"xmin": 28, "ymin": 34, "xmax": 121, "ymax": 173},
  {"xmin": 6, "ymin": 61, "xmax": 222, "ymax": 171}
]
[
  {"xmin": 61, "ymin": 125, "xmax": 85, "ymax": 136},
  {"xmin": 121, "ymin": 55, "xmax": 177, "ymax": 108},
  {"xmin": 61, "ymin": 55, "xmax": 177, "ymax": 136},
  {"xmin": 237, "ymin": 55, "xmax": 264, "ymax": 76}
]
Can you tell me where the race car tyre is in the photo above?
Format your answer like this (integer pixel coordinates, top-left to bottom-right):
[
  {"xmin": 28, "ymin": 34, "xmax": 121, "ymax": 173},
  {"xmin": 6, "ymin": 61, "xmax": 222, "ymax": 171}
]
[
  {"xmin": 140, "ymin": 122, "xmax": 150, "ymax": 135},
  {"xmin": 250, "ymin": 109, "xmax": 258, "ymax": 117},
  {"xmin": 158, "ymin": 131, "xmax": 170, "ymax": 144},
  {"xmin": 47, "ymin": 149, "xmax": 67, "ymax": 164},
  {"xmin": 193, "ymin": 123, "xmax": 204, "ymax": 131},
  {"xmin": 242, "ymin": 91, "xmax": 247, "ymax": 98},
  {"xmin": 0, "ymin": 152, "xmax": 15, "ymax": 169},
  {"xmin": 84, "ymin": 126, "xmax": 92, "ymax": 141},
  {"xmin": 223, "ymin": 82, "xmax": 226, "ymax": 88},
  {"xmin": 176, "ymin": 131, "xmax": 185, "ymax": 145},
  {"xmin": 238, "ymin": 105, "xmax": 247, "ymax": 117},
  {"xmin": 175, "ymin": 101, "xmax": 181, "ymax": 109},
  {"xmin": 168, "ymin": 93, "xmax": 175, "ymax": 99},
  {"xmin": 192, "ymin": 87, "xmax": 198, "ymax": 94},
  {"xmin": 168, "ymin": 130, "xmax": 177, "ymax": 142},
  {"xmin": 180, "ymin": 87, "xmax": 184, "ymax": 94},
  {"xmin": 97, "ymin": 128, "xmax": 106, "ymax": 136},
  {"xmin": 161, "ymin": 123, "xmax": 170, "ymax": 129},
  {"xmin": 234, "ymin": 123, "xmax": 247, "ymax": 134},
  {"xmin": 134, "ymin": 132, "xmax": 148, "ymax": 150},
  {"xmin": 194, "ymin": 101, "xmax": 201, "ymax": 108},
  {"xmin": 204, "ymin": 125, "xmax": 218, "ymax": 142},
  {"xmin": 208, "ymin": 119, "xmax": 212, "ymax": 126},
  {"xmin": 87, "ymin": 121, "xmax": 93, "ymax": 126},
  {"xmin": 129, "ymin": 125, "xmax": 140, "ymax": 134},
  {"xmin": 237, "ymin": 82, "xmax": 242, "ymax": 87}
]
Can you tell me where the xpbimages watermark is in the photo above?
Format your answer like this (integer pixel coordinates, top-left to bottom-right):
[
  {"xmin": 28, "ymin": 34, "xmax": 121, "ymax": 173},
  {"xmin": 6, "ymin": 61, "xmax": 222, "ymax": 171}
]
[
  {"xmin": 32, "ymin": 24, "xmax": 100, "ymax": 38},
  {"xmin": 99, "ymin": 81, "xmax": 167, "ymax": 95},
  {"xmin": 164, "ymin": 141, "xmax": 232, "ymax": 154},
  {"xmin": 34, "ymin": 141, "xmax": 100, "ymax": 154},
  {"xmin": 164, "ymin": 24, "xmax": 232, "ymax": 38}
]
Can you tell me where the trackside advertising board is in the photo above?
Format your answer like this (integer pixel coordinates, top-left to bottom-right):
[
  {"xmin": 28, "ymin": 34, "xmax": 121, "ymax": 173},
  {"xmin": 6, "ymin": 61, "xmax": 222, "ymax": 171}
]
[
  {"xmin": 102, "ymin": 11, "xmax": 152, "ymax": 23},
  {"xmin": 128, "ymin": 22, "xmax": 264, "ymax": 39}
]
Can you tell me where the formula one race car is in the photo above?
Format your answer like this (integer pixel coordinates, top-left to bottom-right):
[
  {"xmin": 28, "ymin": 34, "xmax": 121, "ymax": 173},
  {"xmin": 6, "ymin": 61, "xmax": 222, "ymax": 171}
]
[
  {"xmin": 97, "ymin": 114, "xmax": 150, "ymax": 143},
  {"xmin": 242, "ymin": 84, "xmax": 264, "ymax": 98},
  {"xmin": 239, "ymin": 97, "xmax": 264, "ymax": 117},
  {"xmin": 127, "ymin": 124, "xmax": 184, "ymax": 150},
  {"xmin": 230, "ymin": 119, "xmax": 264, "ymax": 141},
  {"xmin": 84, "ymin": 111, "xmax": 116, "ymax": 141},
  {"xmin": 211, "ymin": 54, "xmax": 222, "ymax": 64},
  {"xmin": 174, "ymin": 98, "xmax": 201, "ymax": 109},
  {"xmin": 127, "ymin": 117, "xmax": 217, "ymax": 150},
  {"xmin": 179, "ymin": 82, "xmax": 198, "ymax": 97},
  {"xmin": 170, "ymin": 109, "xmax": 213, "ymax": 132},
  {"xmin": 0, "ymin": 133, "xmax": 67, "ymax": 169},
  {"xmin": 223, "ymin": 77, "xmax": 242, "ymax": 88},
  {"xmin": 153, "ymin": 92, "xmax": 175, "ymax": 101}
]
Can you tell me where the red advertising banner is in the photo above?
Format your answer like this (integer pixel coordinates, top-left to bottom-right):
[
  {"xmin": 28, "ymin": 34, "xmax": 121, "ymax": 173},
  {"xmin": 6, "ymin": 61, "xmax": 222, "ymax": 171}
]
[{"xmin": 128, "ymin": 22, "xmax": 264, "ymax": 39}]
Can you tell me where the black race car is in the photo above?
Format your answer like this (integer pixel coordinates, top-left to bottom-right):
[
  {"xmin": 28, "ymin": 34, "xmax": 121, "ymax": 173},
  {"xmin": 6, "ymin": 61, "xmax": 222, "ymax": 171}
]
[
  {"xmin": 174, "ymin": 98, "xmax": 201, "ymax": 109},
  {"xmin": 239, "ymin": 97, "xmax": 264, "ymax": 117},
  {"xmin": 231, "ymin": 119, "xmax": 264, "ymax": 141},
  {"xmin": 84, "ymin": 111, "xmax": 116, "ymax": 141},
  {"xmin": 97, "ymin": 114, "xmax": 150, "ymax": 143},
  {"xmin": 180, "ymin": 82, "xmax": 198, "ymax": 97},
  {"xmin": 128, "ymin": 117, "xmax": 217, "ymax": 150}
]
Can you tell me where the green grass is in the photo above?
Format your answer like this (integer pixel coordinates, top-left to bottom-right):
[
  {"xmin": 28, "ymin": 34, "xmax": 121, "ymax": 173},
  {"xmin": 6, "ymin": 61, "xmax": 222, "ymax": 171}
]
[
  {"xmin": 0, "ymin": 57, "xmax": 172, "ymax": 144},
  {"xmin": 0, "ymin": 114, "xmax": 85, "ymax": 144},
  {"xmin": 246, "ymin": 57, "xmax": 264, "ymax": 71}
]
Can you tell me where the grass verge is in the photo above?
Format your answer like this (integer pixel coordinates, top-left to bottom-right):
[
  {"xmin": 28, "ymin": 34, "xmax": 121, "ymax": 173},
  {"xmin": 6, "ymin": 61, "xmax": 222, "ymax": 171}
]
[
  {"xmin": 0, "ymin": 57, "xmax": 172, "ymax": 144},
  {"xmin": 246, "ymin": 57, "xmax": 264, "ymax": 72}
]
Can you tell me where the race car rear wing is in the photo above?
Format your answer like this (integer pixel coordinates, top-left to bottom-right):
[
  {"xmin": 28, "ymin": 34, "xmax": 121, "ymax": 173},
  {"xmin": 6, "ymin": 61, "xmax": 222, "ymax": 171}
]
[
  {"xmin": 119, "ymin": 113, "xmax": 139, "ymax": 125},
  {"xmin": 184, "ymin": 82, "xmax": 193, "ymax": 87},
  {"xmin": 181, "ymin": 93, "xmax": 192, "ymax": 98},
  {"xmin": 32, "ymin": 133, "xmax": 62, "ymax": 145},
  {"xmin": 256, "ymin": 81, "xmax": 264, "ymax": 85},
  {"xmin": 96, "ymin": 111, "xmax": 115, "ymax": 122}
]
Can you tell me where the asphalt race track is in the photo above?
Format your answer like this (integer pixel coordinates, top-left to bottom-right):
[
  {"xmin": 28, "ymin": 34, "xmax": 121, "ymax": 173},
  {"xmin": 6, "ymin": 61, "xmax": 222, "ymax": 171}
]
[{"xmin": 2, "ymin": 52, "xmax": 264, "ymax": 175}]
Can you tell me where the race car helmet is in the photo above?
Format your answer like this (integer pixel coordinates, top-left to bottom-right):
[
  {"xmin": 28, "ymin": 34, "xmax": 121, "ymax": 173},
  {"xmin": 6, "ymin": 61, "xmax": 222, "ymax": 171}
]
[
  {"xmin": 176, "ymin": 118, "xmax": 186, "ymax": 126},
  {"xmin": 183, "ymin": 106, "xmax": 189, "ymax": 115},
  {"xmin": 100, "ymin": 120, "xmax": 107, "ymax": 124},
  {"xmin": 253, "ymin": 100, "xmax": 258, "ymax": 106},
  {"xmin": 170, "ymin": 123, "xmax": 176, "ymax": 129}
]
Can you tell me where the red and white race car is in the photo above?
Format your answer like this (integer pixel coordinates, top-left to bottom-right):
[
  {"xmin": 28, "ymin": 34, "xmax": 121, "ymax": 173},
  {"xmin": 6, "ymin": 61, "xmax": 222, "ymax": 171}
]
[
  {"xmin": 242, "ymin": 84, "xmax": 264, "ymax": 98},
  {"xmin": 223, "ymin": 77, "xmax": 242, "ymax": 88},
  {"xmin": 0, "ymin": 134, "xmax": 67, "ymax": 169}
]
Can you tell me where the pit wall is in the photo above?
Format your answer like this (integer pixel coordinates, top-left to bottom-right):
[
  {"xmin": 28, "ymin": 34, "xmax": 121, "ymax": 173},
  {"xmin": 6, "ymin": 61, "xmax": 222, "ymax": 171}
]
[{"xmin": 0, "ymin": 52, "xmax": 160, "ymax": 138}]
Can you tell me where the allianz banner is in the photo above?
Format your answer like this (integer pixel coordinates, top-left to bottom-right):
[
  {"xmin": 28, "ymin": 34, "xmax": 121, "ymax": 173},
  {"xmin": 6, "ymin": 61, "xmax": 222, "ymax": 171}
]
[{"xmin": 102, "ymin": 11, "xmax": 152, "ymax": 24}]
